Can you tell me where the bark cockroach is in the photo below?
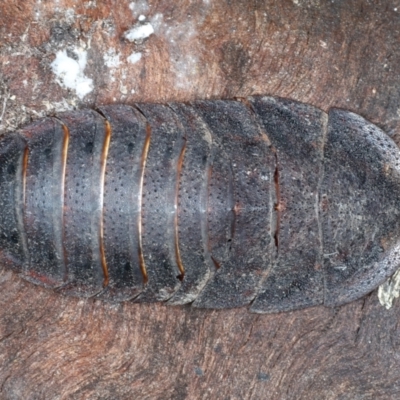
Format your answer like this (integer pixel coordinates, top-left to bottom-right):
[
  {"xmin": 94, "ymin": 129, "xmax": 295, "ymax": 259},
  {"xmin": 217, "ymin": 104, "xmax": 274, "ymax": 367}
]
[{"xmin": 1, "ymin": 97, "xmax": 399, "ymax": 313}]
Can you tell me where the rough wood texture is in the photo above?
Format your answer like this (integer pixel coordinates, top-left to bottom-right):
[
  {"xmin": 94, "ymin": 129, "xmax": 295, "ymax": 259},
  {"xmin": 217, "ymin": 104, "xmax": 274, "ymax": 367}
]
[{"xmin": 1, "ymin": 0, "xmax": 400, "ymax": 398}]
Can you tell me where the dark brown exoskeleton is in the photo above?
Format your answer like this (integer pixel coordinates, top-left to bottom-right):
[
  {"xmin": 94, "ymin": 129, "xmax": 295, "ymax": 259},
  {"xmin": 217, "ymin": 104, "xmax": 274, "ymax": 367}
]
[{"xmin": 1, "ymin": 96, "xmax": 400, "ymax": 313}]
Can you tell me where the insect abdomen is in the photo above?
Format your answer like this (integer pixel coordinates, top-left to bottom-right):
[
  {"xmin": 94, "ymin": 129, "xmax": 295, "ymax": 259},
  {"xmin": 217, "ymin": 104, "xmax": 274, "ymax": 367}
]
[{"xmin": 1, "ymin": 97, "xmax": 400, "ymax": 313}]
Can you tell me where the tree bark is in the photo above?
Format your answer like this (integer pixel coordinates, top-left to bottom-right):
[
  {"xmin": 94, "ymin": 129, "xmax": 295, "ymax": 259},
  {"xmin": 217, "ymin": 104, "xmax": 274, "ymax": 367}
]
[{"xmin": 1, "ymin": 1, "xmax": 400, "ymax": 398}]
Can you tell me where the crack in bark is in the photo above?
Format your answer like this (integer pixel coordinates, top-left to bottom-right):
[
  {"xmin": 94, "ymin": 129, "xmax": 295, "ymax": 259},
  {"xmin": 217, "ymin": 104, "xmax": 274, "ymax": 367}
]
[
  {"xmin": 354, "ymin": 294, "xmax": 370, "ymax": 344},
  {"xmin": 238, "ymin": 315, "xmax": 260, "ymax": 353}
]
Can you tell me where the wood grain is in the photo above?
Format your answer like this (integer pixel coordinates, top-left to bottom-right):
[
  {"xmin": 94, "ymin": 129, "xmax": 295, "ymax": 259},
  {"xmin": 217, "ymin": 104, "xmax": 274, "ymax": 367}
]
[{"xmin": 1, "ymin": 0, "xmax": 400, "ymax": 398}]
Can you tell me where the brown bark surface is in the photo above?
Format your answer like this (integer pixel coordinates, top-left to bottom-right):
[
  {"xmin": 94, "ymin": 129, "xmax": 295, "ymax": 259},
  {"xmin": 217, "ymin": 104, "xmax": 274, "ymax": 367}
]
[{"xmin": 1, "ymin": 1, "xmax": 400, "ymax": 399}]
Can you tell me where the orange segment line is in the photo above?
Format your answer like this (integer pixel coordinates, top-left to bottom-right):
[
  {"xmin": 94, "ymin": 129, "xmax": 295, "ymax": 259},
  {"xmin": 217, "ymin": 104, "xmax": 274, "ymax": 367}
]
[
  {"xmin": 174, "ymin": 139, "xmax": 187, "ymax": 280},
  {"xmin": 99, "ymin": 120, "xmax": 111, "ymax": 287},
  {"xmin": 138, "ymin": 124, "xmax": 151, "ymax": 284},
  {"xmin": 60, "ymin": 123, "xmax": 70, "ymax": 278}
]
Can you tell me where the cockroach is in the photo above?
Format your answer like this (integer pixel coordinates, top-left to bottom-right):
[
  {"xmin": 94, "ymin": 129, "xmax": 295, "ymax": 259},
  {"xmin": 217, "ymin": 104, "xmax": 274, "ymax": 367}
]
[{"xmin": 1, "ymin": 96, "xmax": 399, "ymax": 313}]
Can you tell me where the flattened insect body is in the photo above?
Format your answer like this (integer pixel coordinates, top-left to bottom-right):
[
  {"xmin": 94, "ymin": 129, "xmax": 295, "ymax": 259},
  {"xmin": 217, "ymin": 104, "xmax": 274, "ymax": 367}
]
[{"xmin": 1, "ymin": 96, "xmax": 400, "ymax": 313}]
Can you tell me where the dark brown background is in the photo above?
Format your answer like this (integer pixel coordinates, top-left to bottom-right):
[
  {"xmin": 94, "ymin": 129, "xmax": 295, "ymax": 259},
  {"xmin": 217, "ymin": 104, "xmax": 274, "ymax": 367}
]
[{"xmin": 1, "ymin": 1, "xmax": 400, "ymax": 398}]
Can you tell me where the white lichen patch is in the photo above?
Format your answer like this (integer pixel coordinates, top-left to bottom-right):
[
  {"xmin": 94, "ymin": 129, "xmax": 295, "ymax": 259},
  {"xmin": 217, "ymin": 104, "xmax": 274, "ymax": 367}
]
[
  {"xmin": 104, "ymin": 49, "xmax": 123, "ymax": 83},
  {"xmin": 64, "ymin": 8, "xmax": 76, "ymax": 23},
  {"xmin": 149, "ymin": 12, "xmax": 204, "ymax": 90},
  {"xmin": 50, "ymin": 48, "xmax": 93, "ymax": 99},
  {"xmin": 124, "ymin": 22, "xmax": 154, "ymax": 42},
  {"xmin": 0, "ymin": 95, "xmax": 10, "ymax": 131},
  {"xmin": 129, "ymin": 0, "xmax": 150, "ymax": 17},
  {"xmin": 173, "ymin": 54, "xmax": 199, "ymax": 89},
  {"xmin": 149, "ymin": 12, "xmax": 164, "ymax": 32},
  {"xmin": 104, "ymin": 48, "xmax": 121, "ymax": 69},
  {"xmin": 120, "ymin": 85, "xmax": 128, "ymax": 95},
  {"xmin": 378, "ymin": 269, "xmax": 400, "ymax": 309},
  {"xmin": 84, "ymin": 1, "xmax": 98, "ymax": 9},
  {"xmin": 42, "ymin": 99, "xmax": 78, "ymax": 114},
  {"xmin": 127, "ymin": 52, "xmax": 142, "ymax": 64}
]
